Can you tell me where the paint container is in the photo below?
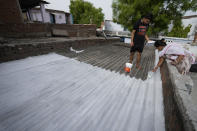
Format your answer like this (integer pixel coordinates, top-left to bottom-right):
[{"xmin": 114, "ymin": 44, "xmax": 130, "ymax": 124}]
[{"xmin": 124, "ymin": 63, "xmax": 132, "ymax": 73}]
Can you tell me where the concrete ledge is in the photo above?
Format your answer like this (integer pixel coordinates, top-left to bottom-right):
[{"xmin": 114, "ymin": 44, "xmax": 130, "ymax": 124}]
[
  {"xmin": 167, "ymin": 60, "xmax": 197, "ymax": 131},
  {"xmin": 161, "ymin": 60, "xmax": 197, "ymax": 131},
  {"xmin": 0, "ymin": 37, "xmax": 120, "ymax": 63}
]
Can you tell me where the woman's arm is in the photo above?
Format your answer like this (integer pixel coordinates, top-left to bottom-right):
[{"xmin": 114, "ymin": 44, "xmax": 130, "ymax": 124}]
[
  {"xmin": 171, "ymin": 55, "xmax": 184, "ymax": 65},
  {"xmin": 152, "ymin": 57, "xmax": 165, "ymax": 72}
]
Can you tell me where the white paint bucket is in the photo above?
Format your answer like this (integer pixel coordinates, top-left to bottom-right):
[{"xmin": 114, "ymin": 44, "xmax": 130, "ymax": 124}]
[{"xmin": 125, "ymin": 63, "xmax": 132, "ymax": 72}]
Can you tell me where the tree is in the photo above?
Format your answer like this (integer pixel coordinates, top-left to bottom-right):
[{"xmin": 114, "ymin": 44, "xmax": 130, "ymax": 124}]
[
  {"xmin": 112, "ymin": 0, "xmax": 197, "ymax": 35},
  {"xmin": 166, "ymin": 19, "xmax": 192, "ymax": 38},
  {"xmin": 70, "ymin": 0, "xmax": 104, "ymax": 27}
]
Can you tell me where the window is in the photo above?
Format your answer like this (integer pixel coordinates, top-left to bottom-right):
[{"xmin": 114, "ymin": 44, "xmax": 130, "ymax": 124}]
[{"xmin": 50, "ymin": 13, "xmax": 56, "ymax": 24}]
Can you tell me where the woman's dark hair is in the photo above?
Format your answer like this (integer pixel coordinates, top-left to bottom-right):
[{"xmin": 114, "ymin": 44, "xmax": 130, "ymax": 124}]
[
  {"xmin": 161, "ymin": 38, "xmax": 165, "ymax": 42},
  {"xmin": 154, "ymin": 40, "xmax": 167, "ymax": 47}
]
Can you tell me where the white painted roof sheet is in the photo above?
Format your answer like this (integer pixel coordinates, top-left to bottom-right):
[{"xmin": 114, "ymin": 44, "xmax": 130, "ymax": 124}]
[{"xmin": 0, "ymin": 52, "xmax": 165, "ymax": 131}]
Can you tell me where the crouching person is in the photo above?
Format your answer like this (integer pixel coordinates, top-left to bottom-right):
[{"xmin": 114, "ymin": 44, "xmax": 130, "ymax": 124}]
[{"xmin": 152, "ymin": 40, "xmax": 197, "ymax": 74}]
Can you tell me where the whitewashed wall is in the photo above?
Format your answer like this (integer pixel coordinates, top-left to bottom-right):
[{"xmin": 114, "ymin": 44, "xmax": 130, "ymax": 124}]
[
  {"xmin": 182, "ymin": 17, "xmax": 197, "ymax": 40},
  {"xmin": 31, "ymin": 10, "xmax": 43, "ymax": 22},
  {"xmin": 30, "ymin": 9, "xmax": 66, "ymax": 24},
  {"xmin": 105, "ymin": 20, "xmax": 124, "ymax": 31},
  {"xmin": 167, "ymin": 18, "xmax": 197, "ymax": 40},
  {"xmin": 54, "ymin": 13, "xmax": 66, "ymax": 24}
]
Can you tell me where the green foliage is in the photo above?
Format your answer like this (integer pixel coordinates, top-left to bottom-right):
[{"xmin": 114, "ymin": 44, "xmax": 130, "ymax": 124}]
[
  {"xmin": 112, "ymin": 0, "xmax": 197, "ymax": 35},
  {"xmin": 70, "ymin": 0, "xmax": 104, "ymax": 27},
  {"xmin": 166, "ymin": 20, "xmax": 192, "ymax": 38}
]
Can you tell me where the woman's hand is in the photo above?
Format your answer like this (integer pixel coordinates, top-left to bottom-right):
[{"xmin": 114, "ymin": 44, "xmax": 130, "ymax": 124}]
[
  {"xmin": 171, "ymin": 61, "xmax": 177, "ymax": 65},
  {"xmin": 152, "ymin": 57, "xmax": 164, "ymax": 72},
  {"xmin": 152, "ymin": 66, "xmax": 158, "ymax": 72}
]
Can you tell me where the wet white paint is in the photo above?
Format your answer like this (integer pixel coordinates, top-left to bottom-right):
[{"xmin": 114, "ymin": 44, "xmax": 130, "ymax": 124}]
[
  {"xmin": 70, "ymin": 47, "xmax": 84, "ymax": 54},
  {"xmin": 0, "ymin": 52, "xmax": 165, "ymax": 131}
]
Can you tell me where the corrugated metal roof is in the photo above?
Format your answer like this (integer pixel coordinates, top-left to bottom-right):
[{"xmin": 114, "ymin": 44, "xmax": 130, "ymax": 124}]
[
  {"xmin": 0, "ymin": 44, "xmax": 165, "ymax": 131},
  {"xmin": 63, "ymin": 44, "xmax": 155, "ymax": 80}
]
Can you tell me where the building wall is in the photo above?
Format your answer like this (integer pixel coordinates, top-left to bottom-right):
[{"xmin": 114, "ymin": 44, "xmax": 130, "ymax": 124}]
[
  {"xmin": 44, "ymin": 12, "xmax": 51, "ymax": 23},
  {"xmin": 54, "ymin": 13, "xmax": 66, "ymax": 24},
  {"xmin": 182, "ymin": 17, "xmax": 197, "ymax": 40},
  {"xmin": 32, "ymin": 10, "xmax": 43, "ymax": 22},
  {"xmin": 167, "ymin": 17, "xmax": 197, "ymax": 40},
  {"xmin": 31, "ymin": 9, "xmax": 50, "ymax": 23},
  {"xmin": 40, "ymin": 3, "xmax": 49, "ymax": 23},
  {"xmin": 30, "ymin": 9, "xmax": 67, "ymax": 24},
  {"xmin": 0, "ymin": 0, "xmax": 24, "ymax": 24},
  {"xmin": 104, "ymin": 20, "xmax": 124, "ymax": 31}
]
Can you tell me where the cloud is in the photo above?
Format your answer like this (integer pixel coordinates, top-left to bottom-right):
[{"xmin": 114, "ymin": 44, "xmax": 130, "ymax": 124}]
[
  {"xmin": 45, "ymin": 0, "xmax": 70, "ymax": 12},
  {"xmin": 84, "ymin": 0, "xmax": 113, "ymax": 20}
]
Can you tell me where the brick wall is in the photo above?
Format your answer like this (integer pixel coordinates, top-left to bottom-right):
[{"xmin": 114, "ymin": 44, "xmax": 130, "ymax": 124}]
[
  {"xmin": 51, "ymin": 24, "xmax": 96, "ymax": 37},
  {"xmin": 0, "ymin": 23, "xmax": 96, "ymax": 38},
  {"xmin": 0, "ymin": 0, "xmax": 24, "ymax": 24},
  {"xmin": 0, "ymin": 23, "xmax": 51, "ymax": 38}
]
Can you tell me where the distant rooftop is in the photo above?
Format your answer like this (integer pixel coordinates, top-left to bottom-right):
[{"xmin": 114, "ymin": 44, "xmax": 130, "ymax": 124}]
[
  {"xmin": 19, "ymin": 0, "xmax": 49, "ymax": 9},
  {"xmin": 182, "ymin": 15, "xmax": 197, "ymax": 19},
  {"xmin": 32, "ymin": 8, "xmax": 70, "ymax": 15}
]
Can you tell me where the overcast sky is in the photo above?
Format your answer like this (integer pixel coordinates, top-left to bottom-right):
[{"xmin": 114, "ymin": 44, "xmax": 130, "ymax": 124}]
[
  {"xmin": 45, "ymin": 0, "xmax": 113, "ymax": 20},
  {"xmin": 45, "ymin": 0, "xmax": 196, "ymax": 20}
]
